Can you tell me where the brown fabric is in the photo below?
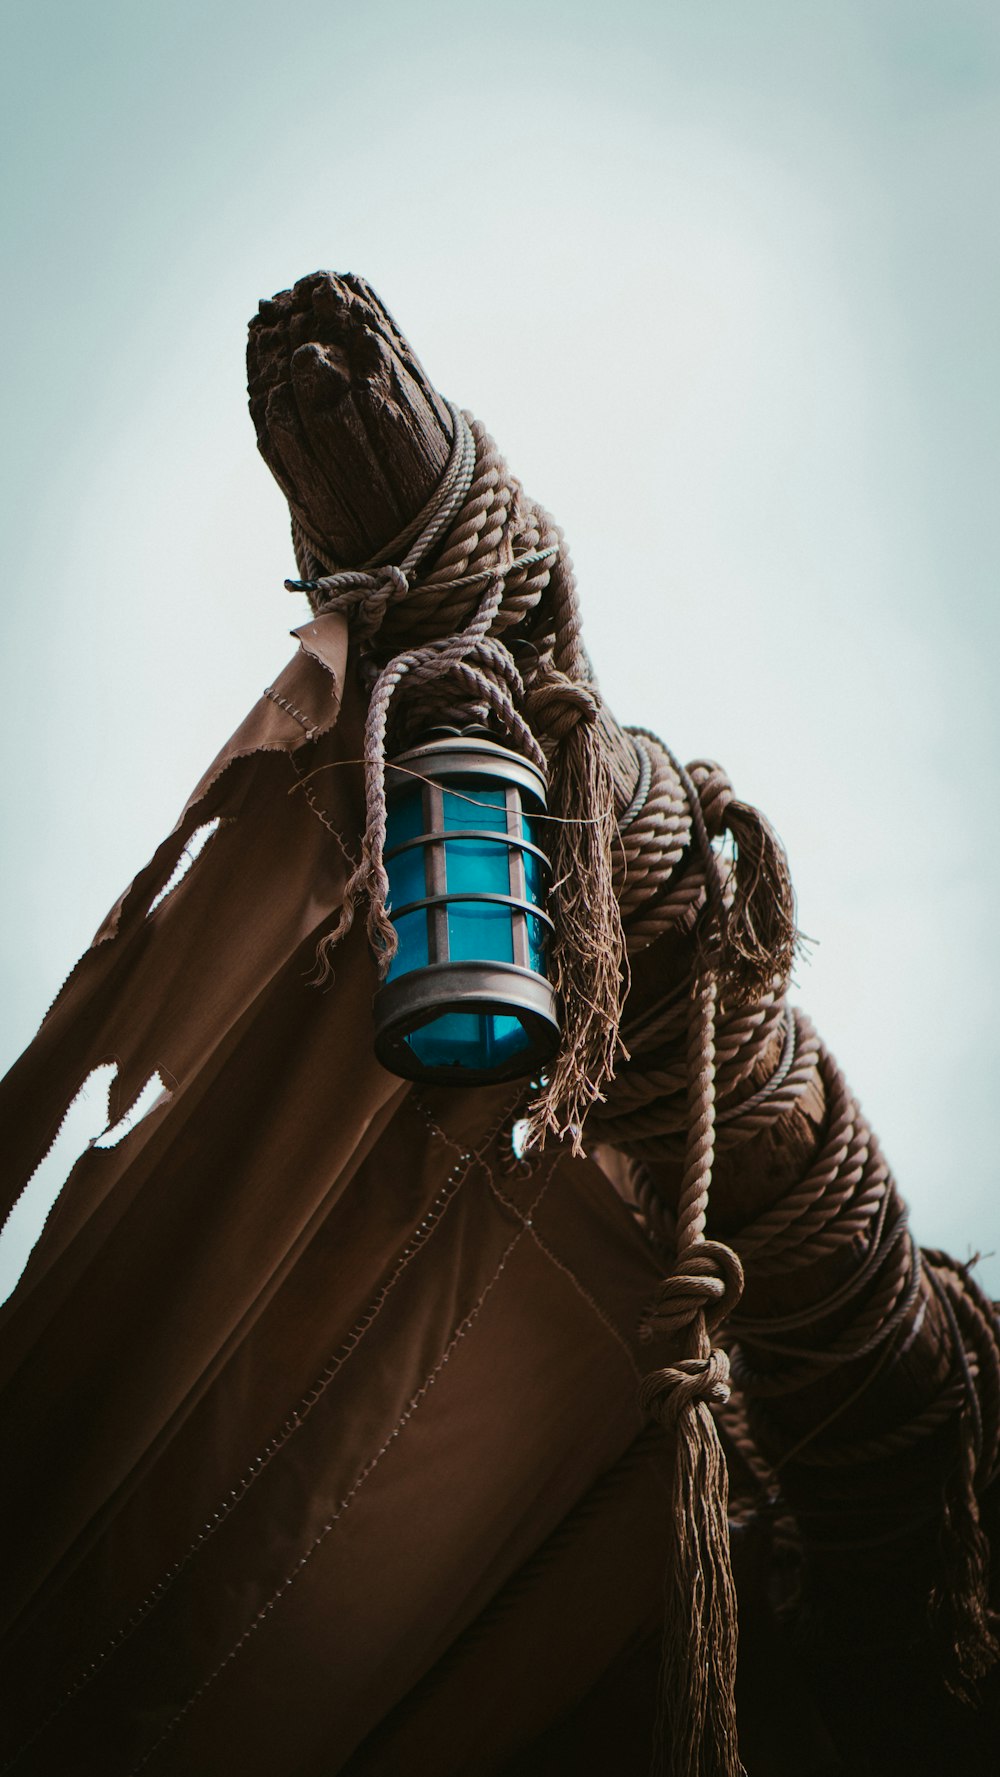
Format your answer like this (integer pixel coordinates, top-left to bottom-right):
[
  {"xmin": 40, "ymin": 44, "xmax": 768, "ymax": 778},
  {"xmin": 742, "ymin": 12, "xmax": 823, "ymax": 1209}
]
[
  {"xmin": 3, "ymin": 622, "xmax": 999, "ymax": 1774},
  {"xmin": 0, "ymin": 629, "xmax": 673, "ymax": 1775},
  {"xmin": 341, "ymin": 1427, "xmax": 673, "ymax": 1777}
]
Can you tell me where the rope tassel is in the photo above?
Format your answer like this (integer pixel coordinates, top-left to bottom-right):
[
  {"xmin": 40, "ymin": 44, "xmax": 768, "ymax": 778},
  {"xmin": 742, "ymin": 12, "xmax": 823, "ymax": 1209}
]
[
  {"xmin": 524, "ymin": 675, "xmax": 627, "ymax": 1151},
  {"xmin": 717, "ymin": 799, "xmax": 797, "ymax": 1008},
  {"xmin": 639, "ymin": 972, "xmax": 746, "ymax": 1777}
]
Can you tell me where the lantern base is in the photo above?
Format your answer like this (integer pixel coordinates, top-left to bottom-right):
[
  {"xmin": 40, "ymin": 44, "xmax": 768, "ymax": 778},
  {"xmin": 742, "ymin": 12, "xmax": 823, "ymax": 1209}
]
[{"xmin": 373, "ymin": 962, "xmax": 559, "ymax": 1087}]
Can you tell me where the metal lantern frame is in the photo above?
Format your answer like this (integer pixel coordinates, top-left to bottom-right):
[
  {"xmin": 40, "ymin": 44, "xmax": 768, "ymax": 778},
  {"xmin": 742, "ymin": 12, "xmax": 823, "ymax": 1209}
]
[{"xmin": 372, "ymin": 734, "xmax": 560, "ymax": 1086}]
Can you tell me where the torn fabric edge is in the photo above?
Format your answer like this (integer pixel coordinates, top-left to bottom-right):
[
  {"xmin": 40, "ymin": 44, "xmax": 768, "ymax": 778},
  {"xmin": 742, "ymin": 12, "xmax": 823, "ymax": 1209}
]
[{"xmin": 0, "ymin": 615, "xmax": 349, "ymax": 1241}]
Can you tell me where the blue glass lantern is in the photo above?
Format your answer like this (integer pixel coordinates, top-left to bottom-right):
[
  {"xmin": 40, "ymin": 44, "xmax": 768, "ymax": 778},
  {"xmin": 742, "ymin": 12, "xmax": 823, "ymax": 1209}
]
[{"xmin": 372, "ymin": 732, "xmax": 560, "ymax": 1085}]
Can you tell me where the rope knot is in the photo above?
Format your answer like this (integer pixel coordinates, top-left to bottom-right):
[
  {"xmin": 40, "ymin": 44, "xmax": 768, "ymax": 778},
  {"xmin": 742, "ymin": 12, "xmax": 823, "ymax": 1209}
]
[
  {"xmin": 293, "ymin": 562, "xmax": 411, "ymax": 643},
  {"xmin": 639, "ymin": 1239, "xmax": 744, "ymax": 1343},
  {"xmin": 524, "ymin": 670, "xmax": 601, "ymax": 739},
  {"xmin": 670, "ymin": 752, "xmax": 797, "ymax": 1008},
  {"xmin": 686, "ymin": 760, "xmax": 734, "ymax": 839},
  {"xmin": 638, "ymin": 1346, "xmax": 734, "ymax": 1426}
]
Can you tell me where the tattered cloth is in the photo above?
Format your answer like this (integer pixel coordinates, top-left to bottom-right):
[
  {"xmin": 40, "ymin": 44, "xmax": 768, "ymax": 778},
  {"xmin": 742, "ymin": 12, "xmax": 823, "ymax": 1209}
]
[{"xmin": 0, "ymin": 620, "xmax": 679, "ymax": 1775}]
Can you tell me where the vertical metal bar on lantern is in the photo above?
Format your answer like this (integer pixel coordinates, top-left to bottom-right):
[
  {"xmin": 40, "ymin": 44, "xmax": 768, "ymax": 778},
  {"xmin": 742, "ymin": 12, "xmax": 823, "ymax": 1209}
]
[
  {"xmin": 506, "ymin": 782, "xmax": 530, "ymax": 972},
  {"xmin": 425, "ymin": 779, "xmax": 449, "ymax": 966}
]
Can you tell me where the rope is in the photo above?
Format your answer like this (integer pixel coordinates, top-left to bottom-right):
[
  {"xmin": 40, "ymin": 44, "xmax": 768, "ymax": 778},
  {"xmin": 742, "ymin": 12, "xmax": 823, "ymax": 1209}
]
[
  {"xmin": 287, "ymin": 405, "xmax": 626, "ymax": 1145},
  {"xmin": 11, "ymin": 274, "xmax": 997, "ymax": 1777},
  {"xmin": 289, "ymin": 400, "xmax": 477, "ymax": 590},
  {"xmin": 589, "ymin": 732, "xmax": 1000, "ymax": 1705},
  {"xmin": 254, "ymin": 292, "xmax": 1000, "ymax": 1751},
  {"xmin": 627, "ymin": 790, "xmax": 747, "ymax": 1775}
]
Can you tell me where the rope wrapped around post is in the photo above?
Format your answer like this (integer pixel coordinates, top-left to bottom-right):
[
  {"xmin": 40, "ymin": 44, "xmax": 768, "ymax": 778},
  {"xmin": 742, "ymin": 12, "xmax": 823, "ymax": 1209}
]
[
  {"xmin": 597, "ymin": 725, "xmax": 1000, "ymax": 1732},
  {"xmin": 251, "ymin": 273, "xmax": 1000, "ymax": 1766},
  {"xmin": 261, "ymin": 313, "xmax": 792, "ymax": 1766},
  {"xmin": 281, "ymin": 397, "xmax": 625, "ymax": 1148}
]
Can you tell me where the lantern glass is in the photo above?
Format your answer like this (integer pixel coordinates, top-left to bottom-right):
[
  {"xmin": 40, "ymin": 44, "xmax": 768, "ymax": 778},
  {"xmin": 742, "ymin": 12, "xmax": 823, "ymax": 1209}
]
[
  {"xmin": 387, "ymin": 909, "xmax": 429, "ymax": 978},
  {"xmin": 374, "ymin": 735, "xmax": 561, "ymax": 1086},
  {"xmin": 386, "ymin": 791, "xmax": 425, "ymax": 906},
  {"xmin": 526, "ymin": 914, "xmax": 547, "ymax": 975},
  {"xmin": 443, "ymin": 781, "xmax": 514, "ymax": 965},
  {"xmin": 407, "ymin": 1009, "xmax": 532, "ymax": 1071}
]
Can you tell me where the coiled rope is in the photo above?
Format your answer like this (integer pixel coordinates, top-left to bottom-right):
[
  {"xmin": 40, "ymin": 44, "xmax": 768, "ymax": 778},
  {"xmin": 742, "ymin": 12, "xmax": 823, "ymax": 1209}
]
[
  {"xmin": 594, "ymin": 728, "xmax": 1000, "ymax": 1719},
  {"xmin": 260, "ymin": 309, "xmax": 1000, "ymax": 1765},
  {"xmin": 286, "ymin": 404, "xmax": 626, "ymax": 1147}
]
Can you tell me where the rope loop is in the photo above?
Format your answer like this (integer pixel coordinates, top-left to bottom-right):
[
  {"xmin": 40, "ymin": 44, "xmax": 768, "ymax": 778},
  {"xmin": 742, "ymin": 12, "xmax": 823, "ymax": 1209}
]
[
  {"xmin": 524, "ymin": 669, "xmax": 601, "ymax": 739},
  {"xmin": 285, "ymin": 562, "xmax": 412, "ymax": 643},
  {"xmin": 640, "ymin": 1240, "xmax": 745, "ymax": 1344},
  {"xmin": 661, "ymin": 748, "xmax": 797, "ymax": 1009},
  {"xmin": 286, "ymin": 393, "xmax": 626, "ymax": 1150},
  {"xmin": 686, "ymin": 759, "xmax": 734, "ymax": 839}
]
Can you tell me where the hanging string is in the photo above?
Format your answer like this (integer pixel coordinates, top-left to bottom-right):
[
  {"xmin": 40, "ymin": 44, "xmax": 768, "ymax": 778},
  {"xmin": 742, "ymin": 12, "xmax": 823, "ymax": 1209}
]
[{"xmin": 635, "ymin": 796, "xmax": 747, "ymax": 1776}]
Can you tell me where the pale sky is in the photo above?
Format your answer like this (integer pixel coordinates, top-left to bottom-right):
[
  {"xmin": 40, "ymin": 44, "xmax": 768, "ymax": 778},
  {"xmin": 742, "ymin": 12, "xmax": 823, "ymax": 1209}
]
[{"xmin": 1, "ymin": 0, "xmax": 998, "ymax": 1293}]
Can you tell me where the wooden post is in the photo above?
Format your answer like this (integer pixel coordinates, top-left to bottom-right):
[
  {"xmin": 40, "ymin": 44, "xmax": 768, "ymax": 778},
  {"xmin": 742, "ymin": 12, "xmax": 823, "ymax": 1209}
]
[
  {"xmin": 248, "ymin": 274, "xmax": 969, "ymax": 1589},
  {"xmin": 247, "ymin": 270, "xmax": 643, "ymax": 815}
]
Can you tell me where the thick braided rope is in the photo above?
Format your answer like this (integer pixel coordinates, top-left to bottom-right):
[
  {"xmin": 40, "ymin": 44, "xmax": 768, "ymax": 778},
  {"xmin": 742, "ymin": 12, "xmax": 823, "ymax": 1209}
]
[
  {"xmin": 627, "ymin": 1007, "xmax": 1000, "ymax": 1531},
  {"xmin": 638, "ymin": 974, "xmax": 745, "ymax": 1380},
  {"xmin": 597, "ymin": 738, "xmax": 1000, "ymax": 1564},
  {"xmin": 598, "ymin": 1010, "xmax": 822, "ymax": 1163},
  {"xmin": 923, "ymin": 1252, "xmax": 1000, "ymax": 1488},
  {"xmin": 317, "ymin": 572, "xmax": 545, "ymax": 965},
  {"xmin": 734, "ymin": 1046, "xmax": 892, "ymax": 1273},
  {"xmin": 593, "ymin": 993, "xmax": 787, "ymax": 1134},
  {"xmin": 377, "ymin": 422, "xmax": 571, "ymax": 658},
  {"xmin": 291, "ymin": 403, "xmax": 626, "ymax": 1139},
  {"xmin": 292, "ymin": 411, "xmax": 562, "ymax": 660},
  {"xmin": 612, "ymin": 736, "xmax": 796, "ymax": 997},
  {"xmin": 730, "ymin": 1226, "xmax": 923, "ymax": 1397},
  {"xmin": 276, "ymin": 303, "xmax": 989, "ymax": 1498},
  {"xmin": 635, "ymin": 967, "xmax": 746, "ymax": 1777},
  {"xmin": 281, "ymin": 364, "xmax": 1000, "ymax": 1685},
  {"xmin": 613, "ymin": 753, "xmax": 1000, "ymax": 1698},
  {"xmin": 616, "ymin": 735, "xmax": 690, "ymax": 938},
  {"xmin": 713, "ymin": 1041, "xmax": 1000, "ymax": 1573},
  {"xmin": 593, "ymin": 724, "xmax": 811, "ymax": 1163}
]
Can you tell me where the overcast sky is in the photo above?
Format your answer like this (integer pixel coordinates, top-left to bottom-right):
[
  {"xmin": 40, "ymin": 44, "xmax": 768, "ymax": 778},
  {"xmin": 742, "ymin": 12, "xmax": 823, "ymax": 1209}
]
[{"xmin": 1, "ymin": 0, "xmax": 998, "ymax": 1293}]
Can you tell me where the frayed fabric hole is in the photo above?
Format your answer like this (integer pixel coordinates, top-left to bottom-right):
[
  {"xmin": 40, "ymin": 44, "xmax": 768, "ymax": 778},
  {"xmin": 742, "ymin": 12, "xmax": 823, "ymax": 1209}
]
[
  {"xmin": 95, "ymin": 1072, "xmax": 170, "ymax": 1149},
  {"xmin": 146, "ymin": 819, "xmax": 222, "ymax": 917},
  {"xmin": 0, "ymin": 1063, "xmax": 117, "ymax": 1304},
  {"xmin": 0, "ymin": 1066, "xmax": 172, "ymax": 1304}
]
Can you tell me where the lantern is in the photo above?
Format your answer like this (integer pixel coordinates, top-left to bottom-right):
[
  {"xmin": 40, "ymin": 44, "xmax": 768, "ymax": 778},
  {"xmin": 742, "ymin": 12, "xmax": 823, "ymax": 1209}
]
[{"xmin": 372, "ymin": 731, "xmax": 560, "ymax": 1085}]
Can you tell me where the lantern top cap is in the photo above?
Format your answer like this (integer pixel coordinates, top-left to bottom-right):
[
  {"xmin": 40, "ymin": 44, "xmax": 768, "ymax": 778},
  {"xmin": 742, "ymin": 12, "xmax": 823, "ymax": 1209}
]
[{"xmin": 386, "ymin": 735, "xmax": 548, "ymax": 807}]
